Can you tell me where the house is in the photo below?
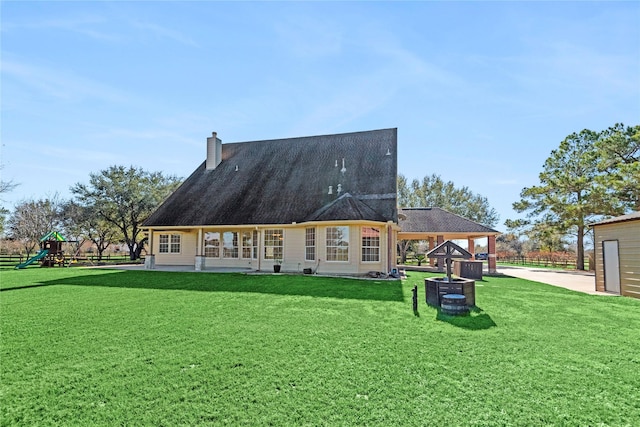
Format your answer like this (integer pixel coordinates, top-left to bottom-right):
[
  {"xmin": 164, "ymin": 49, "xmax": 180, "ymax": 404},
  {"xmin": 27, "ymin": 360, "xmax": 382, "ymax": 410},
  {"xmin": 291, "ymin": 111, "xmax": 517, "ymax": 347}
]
[
  {"xmin": 397, "ymin": 207, "xmax": 500, "ymax": 273},
  {"xmin": 592, "ymin": 211, "xmax": 640, "ymax": 298},
  {"xmin": 143, "ymin": 129, "xmax": 399, "ymax": 275}
]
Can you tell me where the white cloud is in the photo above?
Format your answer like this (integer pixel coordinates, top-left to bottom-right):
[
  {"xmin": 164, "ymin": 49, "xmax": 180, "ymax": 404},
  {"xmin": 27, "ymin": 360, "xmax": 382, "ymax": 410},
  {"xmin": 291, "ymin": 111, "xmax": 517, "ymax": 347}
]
[
  {"xmin": 17, "ymin": 143, "xmax": 120, "ymax": 164},
  {"xmin": 287, "ymin": 31, "xmax": 461, "ymax": 134},
  {"xmin": 1, "ymin": 15, "xmax": 121, "ymax": 42},
  {"xmin": 130, "ymin": 20, "xmax": 199, "ymax": 47},
  {"xmin": 1, "ymin": 59, "xmax": 134, "ymax": 104}
]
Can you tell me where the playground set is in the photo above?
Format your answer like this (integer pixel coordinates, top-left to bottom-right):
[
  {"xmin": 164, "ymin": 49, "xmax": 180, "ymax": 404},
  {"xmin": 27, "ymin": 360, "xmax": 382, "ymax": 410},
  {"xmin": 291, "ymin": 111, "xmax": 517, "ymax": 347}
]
[{"xmin": 14, "ymin": 231, "xmax": 76, "ymax": 269}]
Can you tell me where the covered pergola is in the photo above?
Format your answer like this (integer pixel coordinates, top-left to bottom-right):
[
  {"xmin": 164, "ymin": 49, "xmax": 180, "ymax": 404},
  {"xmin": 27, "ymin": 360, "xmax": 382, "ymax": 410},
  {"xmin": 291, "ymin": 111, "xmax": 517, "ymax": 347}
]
[{"xmin": 397, "ymin": 207, "xmax": 501, "ymax": 273}]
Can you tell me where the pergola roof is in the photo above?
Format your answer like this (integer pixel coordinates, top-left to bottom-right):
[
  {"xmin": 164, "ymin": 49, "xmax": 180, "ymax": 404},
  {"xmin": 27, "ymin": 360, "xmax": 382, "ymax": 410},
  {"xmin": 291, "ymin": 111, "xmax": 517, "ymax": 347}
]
[{"xmin": 398, "ymin": 207, "xmax": 500, "ymax": 240}]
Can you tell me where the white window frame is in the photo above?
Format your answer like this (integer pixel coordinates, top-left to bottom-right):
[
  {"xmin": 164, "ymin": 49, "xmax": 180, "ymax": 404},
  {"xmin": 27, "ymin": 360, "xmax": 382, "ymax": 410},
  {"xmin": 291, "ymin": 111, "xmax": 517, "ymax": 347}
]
[
  {"xmin": 159, "ymin": 233, "xmax": 181, "ymax": 254},
  {"xmin": 203, "ymin": 232, "xmax": 220, "ymax": 258},
  {"xmin": 264, "ymin": 229, "xmax": 284, "ymax": 260},
  {"xmin": 361, "ymin": 227, "xmax": 380, "ymax": 263},
  {"xmin": 252, "ymin": 230, "xmax": 258, "ymax": 260},
  {"xmin": 240, "ymin": 230, "xmax": 255, "ymax": 259},
  {"xmin": 326, "ymin": 226, "xmax": 349, "ymax": 262},
  {"xmin": 305, "ymin": 227, "xmax": 316, "ymax": 261},
  {"xmin": 223, "ymin": 231, "xmax": 239, "ymax": 259}
]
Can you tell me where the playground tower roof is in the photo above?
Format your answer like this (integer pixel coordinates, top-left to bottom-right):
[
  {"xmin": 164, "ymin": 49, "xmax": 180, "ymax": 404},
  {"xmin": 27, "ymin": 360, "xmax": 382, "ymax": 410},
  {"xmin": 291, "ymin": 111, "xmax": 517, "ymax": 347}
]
[{"xmin": 40, "ymin": 231, "xmax": 66, "ymax": 242}]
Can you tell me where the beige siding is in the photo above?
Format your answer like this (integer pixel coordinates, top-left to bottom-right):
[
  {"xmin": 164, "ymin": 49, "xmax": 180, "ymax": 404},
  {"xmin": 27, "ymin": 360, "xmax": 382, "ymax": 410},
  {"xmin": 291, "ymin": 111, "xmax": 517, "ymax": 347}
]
[
  {"xmin": 594, "ymin": 219, "xmax": 640, "ymax": 299},
  {"xmin": 281, "ymin": 228, "xmax": 317, "ymax": 272},
  {"xmin": 152, "ymin": 231, "xmax": 197, "ymax": 266},
  {"xmin": 268, "ymin": 224, "xmax": 389, "ymax": 274},
  {"xmin": 202, "ymin": 229, "xmax": 259, "ymax": 270},
  {"xmin": 314, "ymin": 225, "xmax": 386, "ymax": 275},
  {"xmin": 316, "ymin": 225, "xmax": 357, "ymax": 275},
  {"xmin": 150, "ymin": 222, "xmax": 394, "ymax": 275}
]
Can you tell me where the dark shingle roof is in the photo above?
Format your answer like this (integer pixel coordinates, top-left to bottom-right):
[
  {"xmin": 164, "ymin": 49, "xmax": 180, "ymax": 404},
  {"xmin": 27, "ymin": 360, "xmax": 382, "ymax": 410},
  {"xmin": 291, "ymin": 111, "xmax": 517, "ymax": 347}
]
[
  {"xmin": 305, "ymin": 193, "xmax": 388, "ymax": 222},
  {"xmin": 398, "ymin": 207, "xmax": 498, "ymax": 234},
  {"xmin": 144, "ymin": 129, "xmax": 397, "ymax": 227}
]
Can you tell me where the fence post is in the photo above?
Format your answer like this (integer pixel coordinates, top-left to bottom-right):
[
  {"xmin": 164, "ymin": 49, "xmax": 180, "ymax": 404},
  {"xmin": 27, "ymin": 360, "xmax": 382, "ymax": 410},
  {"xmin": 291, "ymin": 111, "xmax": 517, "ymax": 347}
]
[{"xmin": 412, "ymin": 285, "xmax": 418, "ymax": 315}]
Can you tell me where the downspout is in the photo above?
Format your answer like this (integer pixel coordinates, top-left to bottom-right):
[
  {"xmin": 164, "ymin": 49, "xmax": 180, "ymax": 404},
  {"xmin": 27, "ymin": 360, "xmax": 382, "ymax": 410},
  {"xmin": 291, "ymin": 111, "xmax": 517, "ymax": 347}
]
[
  {"xmin": 256, "ymin": 227, "xmax": 261, "ymax": 272},
  {"xmin": 387, "ymin": 224, "xmax": 393, "ymax": 274},
  {"xmin": 148, "ymin": 228, "xmax": 154, "ymax": 255}
]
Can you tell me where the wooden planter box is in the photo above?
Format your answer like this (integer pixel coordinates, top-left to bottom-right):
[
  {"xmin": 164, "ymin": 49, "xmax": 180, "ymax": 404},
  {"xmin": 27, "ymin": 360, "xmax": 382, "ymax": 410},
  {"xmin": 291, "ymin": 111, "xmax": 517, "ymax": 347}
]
[
  {"xmin": 425, "ymin": 277, "xmax": 476, "ymax": 307},
  {"xmin": 453, "ymin": 260, "xmax": 483, "ymax": 280}
]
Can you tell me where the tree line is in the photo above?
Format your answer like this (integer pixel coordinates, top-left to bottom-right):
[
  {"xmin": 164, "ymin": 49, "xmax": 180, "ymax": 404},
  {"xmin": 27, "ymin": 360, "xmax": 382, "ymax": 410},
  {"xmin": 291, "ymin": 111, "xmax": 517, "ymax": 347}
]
[
  {"xmin": 506, "ymin": 123, "xmax": 639, "ymax": 270},
  {"xmin": 2, "ymin": 122, "xmax": 636, "ymax": 268},
  {"xmin": 1, "ymin": 166, "xmax": 181, "ymax": 261},
  {"xmin": 2, "ymin": 166, "xmax": 499, "ymax": 262}
]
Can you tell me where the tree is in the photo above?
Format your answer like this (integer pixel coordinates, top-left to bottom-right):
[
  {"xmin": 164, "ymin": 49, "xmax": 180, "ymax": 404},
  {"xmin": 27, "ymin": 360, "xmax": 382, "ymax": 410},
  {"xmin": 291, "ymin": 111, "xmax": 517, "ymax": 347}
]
[
  {"xmin": 0, "ymin": 179, "xmax": 18, "ymax": 194},
  {"xmin": 496, "ymin": 232, "xmax": 524, "ymax": 258},
  {"xmin": 397, "ymin": 239, "xmax": 415, "ymax": 264},
  {"xmin": 595, "ymin": 123, "xmax": 640, "ymax": 211},
  {"xmin": 397, "ymin": 173, "xmax": 499, "ymax": 227},
  {"xmin": 71, "ymin": 166, "xmax": 181, "ymax": 260},
  {"xmin": 510, "ymin": 129, "xmax": 625, "ymax": 270},
  {"xmin": 61, "ymin": 201, "xmax": 118, "ymax": 261},
  {"xmin": 0, "ymin": 165, "xmax": 19, "ymax": 236},
  {"xmin": 7, "ymin": 196, "xmax": 62, "ymax": 257}
]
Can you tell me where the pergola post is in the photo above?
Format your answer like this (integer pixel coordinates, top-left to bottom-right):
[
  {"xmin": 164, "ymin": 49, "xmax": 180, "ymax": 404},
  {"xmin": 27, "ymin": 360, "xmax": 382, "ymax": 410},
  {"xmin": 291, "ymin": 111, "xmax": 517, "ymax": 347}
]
[
  {"xmin": 436, "ymin": 235, "xmax": 444, "ymax": 272},
  {"xmin": 488, "ymin": 234, "xmax": 497, "ymax": 273},
  {"xmin": 428, "ymin": 237, "xmax": 436, "ymax": 266},
  {"xmin": 467, "ymin": 237, "xmax": 475, "ymax": 258}
]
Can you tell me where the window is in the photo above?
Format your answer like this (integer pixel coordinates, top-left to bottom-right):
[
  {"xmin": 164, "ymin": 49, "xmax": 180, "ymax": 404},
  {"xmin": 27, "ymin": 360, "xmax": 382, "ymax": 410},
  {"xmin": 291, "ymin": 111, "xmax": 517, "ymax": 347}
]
[
  {"xmin": 159, "ymin": 234, "xmax": 181, "ymax": 254},
  {"xmin": 305, "ymin": 228, "xmax": 316, "ymax": 261},
  {"xmin": 170, "ymin": 234, "xmax": 181, "ymax": 253},
  {"xmin": 326, "ymin": 226, "xmax": 349, "ymax": 261},
  {"xmin": 204, "ymin": 232, "xmax": 220, "ymax": 258},
  {"xmin": 252, "ymin": 230, "xmax": 258, "ymax": 259},
  {"xmin": 264, "ymin": 229, "xmax": 283, "ymax": 260},
  {"xmin": 242, "ymin": 231, "xmax": 253, "ymax": 259},
  {"xmin": 223, "ymin": 231, "xmax": 239, "ymax": 258},
  {"xmin": 361, "ymin": 227, "xmax": 380, "ymax": 262}
]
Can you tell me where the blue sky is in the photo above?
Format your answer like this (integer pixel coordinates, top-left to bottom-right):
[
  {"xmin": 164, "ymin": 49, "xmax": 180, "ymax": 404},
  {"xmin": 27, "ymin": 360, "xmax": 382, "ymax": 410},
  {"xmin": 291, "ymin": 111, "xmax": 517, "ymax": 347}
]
[{"xmin": 2, "ymin": 1, "xmax": 639, "ymax": 231}]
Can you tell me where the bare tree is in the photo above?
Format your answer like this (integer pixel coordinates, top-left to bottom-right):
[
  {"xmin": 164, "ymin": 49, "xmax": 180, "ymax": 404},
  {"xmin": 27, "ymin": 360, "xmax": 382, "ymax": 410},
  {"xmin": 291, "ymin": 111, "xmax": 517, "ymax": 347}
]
[
  {"xmin": 7, "ymin": 196, "xmax": 63, "ymax": 257},
  {"xmin": 61, "ymin": 201, "xmax": 117, "ymax": 261},
  {"xmin": 0, "ymin": 165, "xmax": 20, "ymax": 235}
]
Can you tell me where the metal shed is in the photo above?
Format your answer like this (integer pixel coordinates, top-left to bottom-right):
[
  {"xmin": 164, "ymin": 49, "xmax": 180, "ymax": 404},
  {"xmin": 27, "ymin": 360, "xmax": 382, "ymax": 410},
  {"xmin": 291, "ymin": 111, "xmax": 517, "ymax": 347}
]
[{"xmin": 592, "ymin": 211, "xmax": 640, "ymax": 299}]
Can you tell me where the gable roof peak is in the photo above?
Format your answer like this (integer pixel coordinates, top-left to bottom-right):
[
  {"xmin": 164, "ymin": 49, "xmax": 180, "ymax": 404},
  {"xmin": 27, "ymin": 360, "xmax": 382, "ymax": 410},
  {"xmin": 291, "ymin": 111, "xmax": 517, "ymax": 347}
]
[{"xmin": 144, "ymin": 128, "xmax": 398, "ymax": 227}]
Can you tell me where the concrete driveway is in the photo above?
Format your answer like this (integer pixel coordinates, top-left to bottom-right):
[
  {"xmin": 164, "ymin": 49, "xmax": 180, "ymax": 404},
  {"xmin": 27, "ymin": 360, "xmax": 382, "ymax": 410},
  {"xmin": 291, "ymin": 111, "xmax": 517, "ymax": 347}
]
[{"xmin": 497, "ymin": 265, "xmax": 613, "ymax": 296}]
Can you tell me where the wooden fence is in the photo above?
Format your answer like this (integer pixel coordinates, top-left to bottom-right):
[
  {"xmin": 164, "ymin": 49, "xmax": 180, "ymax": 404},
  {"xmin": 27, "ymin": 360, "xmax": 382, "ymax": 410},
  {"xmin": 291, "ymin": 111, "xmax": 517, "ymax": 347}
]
[
  {"xmin": 0, "ymin": 254, "xmax": 142, "ymax": 267},
  {"xmin": 497, "ymin": 256, "xmax": 578, "ymax": 269}
]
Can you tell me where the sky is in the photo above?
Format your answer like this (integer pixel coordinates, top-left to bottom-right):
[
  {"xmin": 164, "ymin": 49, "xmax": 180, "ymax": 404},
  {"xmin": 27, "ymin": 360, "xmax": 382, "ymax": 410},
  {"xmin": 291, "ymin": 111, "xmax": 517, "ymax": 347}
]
[{"xmin": 2, "ymin": 1, "xmax": 639, "ymax": 231}]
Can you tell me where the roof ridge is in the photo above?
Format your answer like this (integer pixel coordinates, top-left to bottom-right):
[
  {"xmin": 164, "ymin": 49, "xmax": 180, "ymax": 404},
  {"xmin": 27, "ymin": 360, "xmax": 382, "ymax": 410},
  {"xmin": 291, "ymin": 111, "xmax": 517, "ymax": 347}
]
[
  {"xmin": 224, "ymin": 128, "xmax": 397, "ymax": 146},
  {"xmin": 304, "ymin": 193, "xmax": 386, "ymax": 222}
]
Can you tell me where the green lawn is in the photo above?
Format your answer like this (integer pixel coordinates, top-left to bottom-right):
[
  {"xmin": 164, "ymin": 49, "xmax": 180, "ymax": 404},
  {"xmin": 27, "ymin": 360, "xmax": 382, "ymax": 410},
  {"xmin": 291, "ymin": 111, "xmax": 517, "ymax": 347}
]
[{"xmin": 2, "ymin": 267, "xmax": 639, "ymax": 426}]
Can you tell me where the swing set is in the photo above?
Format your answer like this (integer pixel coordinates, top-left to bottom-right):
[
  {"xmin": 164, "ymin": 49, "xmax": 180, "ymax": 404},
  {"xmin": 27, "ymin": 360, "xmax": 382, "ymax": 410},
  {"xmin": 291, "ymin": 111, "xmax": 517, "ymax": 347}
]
[{"xmin": 14, "ymin": 231, "xmax": 84, "ymax": 269}]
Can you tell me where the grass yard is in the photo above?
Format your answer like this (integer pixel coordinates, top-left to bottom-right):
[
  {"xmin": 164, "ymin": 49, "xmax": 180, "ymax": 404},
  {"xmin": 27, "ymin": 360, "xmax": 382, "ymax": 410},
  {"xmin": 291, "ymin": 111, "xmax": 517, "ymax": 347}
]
[{"xmin": 2, "ymin": 267, "xmax": 640, "ymax": 426}]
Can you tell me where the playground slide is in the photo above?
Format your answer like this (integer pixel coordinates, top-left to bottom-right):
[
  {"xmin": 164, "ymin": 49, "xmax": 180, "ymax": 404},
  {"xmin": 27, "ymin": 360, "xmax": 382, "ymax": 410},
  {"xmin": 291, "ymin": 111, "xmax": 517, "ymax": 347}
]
[{"xmin": 14, "ymin": 249, "xmax": 49, "ymax": 269}]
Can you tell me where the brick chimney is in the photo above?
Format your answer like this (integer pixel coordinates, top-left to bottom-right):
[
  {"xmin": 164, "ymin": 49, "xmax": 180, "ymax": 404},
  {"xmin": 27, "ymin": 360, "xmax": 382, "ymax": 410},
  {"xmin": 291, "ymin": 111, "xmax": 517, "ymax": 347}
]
[{"xmin": 206, "ymin": 132, "xmax": 222, "ymax": 170}]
